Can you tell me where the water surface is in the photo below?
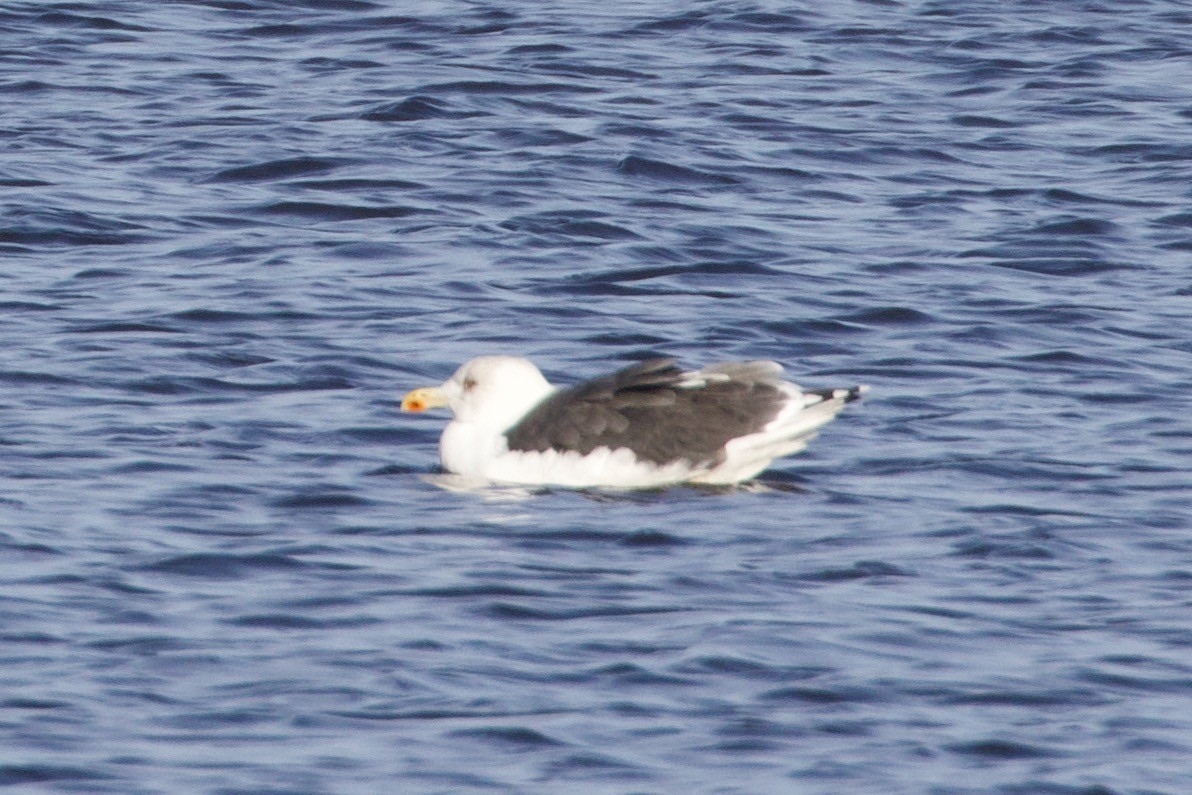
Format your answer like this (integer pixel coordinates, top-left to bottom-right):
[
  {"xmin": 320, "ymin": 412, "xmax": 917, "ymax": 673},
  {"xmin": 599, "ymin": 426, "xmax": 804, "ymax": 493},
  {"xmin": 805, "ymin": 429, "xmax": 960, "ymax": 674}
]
[{"xmin": 1, "ymin": 1, "xmax": 1190, "ymax": 793}]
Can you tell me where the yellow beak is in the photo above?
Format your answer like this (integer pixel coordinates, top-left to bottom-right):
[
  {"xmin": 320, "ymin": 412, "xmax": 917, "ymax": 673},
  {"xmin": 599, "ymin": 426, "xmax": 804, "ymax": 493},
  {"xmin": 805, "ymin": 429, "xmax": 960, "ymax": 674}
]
[{"xmin": 401, "ymin": 386, "xmax": 449, "ymax": 412}]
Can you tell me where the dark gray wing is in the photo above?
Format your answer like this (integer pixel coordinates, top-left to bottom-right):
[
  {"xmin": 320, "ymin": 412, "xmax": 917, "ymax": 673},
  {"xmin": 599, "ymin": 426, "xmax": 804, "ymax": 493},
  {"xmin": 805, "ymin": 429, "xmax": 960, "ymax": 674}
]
[{"xmin": 504, "ymin": 358, "xmax": 788, "ymax": 466}]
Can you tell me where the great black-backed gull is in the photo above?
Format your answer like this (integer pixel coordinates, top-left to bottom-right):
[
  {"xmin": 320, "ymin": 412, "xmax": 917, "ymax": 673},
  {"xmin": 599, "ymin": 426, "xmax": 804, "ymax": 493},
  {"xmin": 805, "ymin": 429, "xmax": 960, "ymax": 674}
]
[{"xmin": 401, "ymin": 356, "xmax": 866, "ymax": 489}]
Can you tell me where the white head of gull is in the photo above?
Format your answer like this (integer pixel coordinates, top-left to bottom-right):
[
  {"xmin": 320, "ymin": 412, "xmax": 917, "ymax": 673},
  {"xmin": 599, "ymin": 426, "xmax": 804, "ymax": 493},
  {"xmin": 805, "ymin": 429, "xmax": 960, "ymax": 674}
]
[{"xmin": 401, "ymin": 355, "xmax": 866, "ymax": 489}]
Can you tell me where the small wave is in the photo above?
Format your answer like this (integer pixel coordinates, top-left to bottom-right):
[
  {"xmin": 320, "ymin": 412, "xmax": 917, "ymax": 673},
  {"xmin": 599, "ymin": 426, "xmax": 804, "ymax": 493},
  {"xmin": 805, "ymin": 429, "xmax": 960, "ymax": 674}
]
[
  {"xmin": 360, "ymin": 96, "xmax": 482, "ymax": 122},
  {"xmin": 209, "ymin": 156, "xmax": 348, "ymax": 183},
  {"xmin": 945, "ymin": 739, "xmax": 1057, "ymax": 760},
  {"xmin": 617, "ymin": 155, "xmax": 738, "ymax": 185},
  {"xmin": 447, "ymin": 726, "xmax": 565, "ymax": 749},
  {"xmin": 252, "ymin": 201, "xmax": 422, "ymax": 221},
  {"xmin": 140, "ymin": 552, "xmax": 305, "ymax": 579}
]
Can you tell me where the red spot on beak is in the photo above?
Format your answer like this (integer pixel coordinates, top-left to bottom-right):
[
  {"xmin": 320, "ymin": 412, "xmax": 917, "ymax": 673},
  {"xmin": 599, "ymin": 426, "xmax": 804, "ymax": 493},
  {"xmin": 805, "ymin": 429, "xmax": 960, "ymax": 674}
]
[{"xmin": 402, "ymin": 387, "xmax": 447, "ymax": 413}]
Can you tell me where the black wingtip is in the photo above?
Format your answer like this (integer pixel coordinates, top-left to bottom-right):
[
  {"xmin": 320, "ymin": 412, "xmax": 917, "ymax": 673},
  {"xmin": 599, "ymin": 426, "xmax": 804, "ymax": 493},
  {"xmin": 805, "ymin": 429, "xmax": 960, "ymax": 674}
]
[
  {"xmin": 805, "ymin": 385, "xmax": 869, "ymax": 405},
  {"xmin": 844, "ymin": 384, "xmax": 869, "ymax": 403}
]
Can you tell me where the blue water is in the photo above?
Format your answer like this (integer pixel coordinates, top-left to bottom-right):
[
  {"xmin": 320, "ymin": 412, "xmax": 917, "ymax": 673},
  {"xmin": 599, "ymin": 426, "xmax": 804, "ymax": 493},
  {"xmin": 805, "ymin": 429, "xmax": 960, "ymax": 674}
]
[{"xmin": 2, "ymin": 1, "xmax": 1190, "ymax": 792}]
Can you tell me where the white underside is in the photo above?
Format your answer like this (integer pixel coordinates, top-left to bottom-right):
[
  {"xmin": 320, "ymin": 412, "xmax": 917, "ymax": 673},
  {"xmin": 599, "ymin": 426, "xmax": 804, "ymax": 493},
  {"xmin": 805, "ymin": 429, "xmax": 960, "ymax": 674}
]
[{"xmin": 438, "ymin": 382, "xmax": 856, "ymax": 489}]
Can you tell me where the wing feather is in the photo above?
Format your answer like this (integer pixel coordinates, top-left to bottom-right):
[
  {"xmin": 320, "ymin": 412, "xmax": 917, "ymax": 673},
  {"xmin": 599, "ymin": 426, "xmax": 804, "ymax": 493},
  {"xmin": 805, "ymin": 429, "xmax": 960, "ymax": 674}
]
[{"xmin": 505, "ymin": 358, "xmax": 789, "ymax": 466}]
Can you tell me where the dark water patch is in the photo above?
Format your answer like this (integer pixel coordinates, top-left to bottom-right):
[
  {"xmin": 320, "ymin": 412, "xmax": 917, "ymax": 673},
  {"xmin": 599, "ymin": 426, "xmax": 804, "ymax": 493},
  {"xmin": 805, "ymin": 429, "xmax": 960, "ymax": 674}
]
[
  {"xmin": 577, "ymin": 639, "xmax": 682, "ymax": 656},
  {"xmin": 271, "ymin": 489, "xmax": 371, "ymax": 509},
  {"xmin": 0, "ymin": 208, "xmax": 150, "ymax": 247},
  {"xmin": 581, "ymin": 331, "xmax": 671, "ymax": 347},
  {"xmin": 715, "ymin": 717, "xmax": 803, "ymax": 744},
  {"xmin": 286, "ymin": 177, "xmax": 426, "ymax": 191},
  {"xmin": 209, "ymin": 156, "xmax": 348, "ymax": 182},
  {"xmin": 627, "ymin": 11, "xmax": 711, "ymax": 34},
  {"xmin": 68, "ymin": 322, "xmax": 182, "ymax": 334},
  {"xmin": 598, "ymin": 121, "xmax": 672, "ymax": 140},
  {"xmin": 339, "ymin": 426, "xmax": 417, "ymax": 445},
  {"xmin": 961, "ymin": 502, "xmax": 1097, "ymax": 518},
  {"xmin": 456, "ymin": 21, "xmax": 517, "ymax": 36},
  {"xmin": 506, "ymin": 97, "xmax": 597, "ymax": 120},
  {"xmin": 1154, "ymin": 211, "xmax": 1192, "ymax": 228},
  {"xmin": 996, "ymin": 785, "xmax": 1120, "ymax": 795},
  {"xmin": 234, "ymin": 22, "xmax": 329, "ymax": 39},
  {"xmin": 71, "ymin": 267, "xmax": 133, "ymax": 279},
  {"xmin": 251, "ymin": 201, "xmax": 421, "ymax": 221},
  {"xmin": 536, "ymin": 62, "xmax": 655, "ymax": 81},
  {"xmin": 762, "ymin": 318, "xmax": 867, "ymax": 338},
  {"xmin": 1030, "ymin": 217, "xmax": 1118, "ymax": 237},
  {"xmin": 140, "ymin": 552, "xmax": 307, "ymax": 579},
  {"xmin": 1011, "ymin": 349, "xmax": 1116, "ymax": 368},
  {"xmin": 678, "ymin": 657, "xmax": 828, "ymax": 682},
  {"xmin": 760, "ymin": 685, "xmax": 879, "ymax": 705},
  {"xmin": 331, "ymin": 706, "xmax": 571, "ymax": 721},
  {"xmin": 1075, "ymin": 666, "xmax": 1192, "ymax": 695},
  {"xmin": 0, "ymin": 176, "xmax": 50, "ymax": 187},
  {"xmin": 691, "ymin": 258, "xmax": 782, "ymax": 277},
  {"xmin": 35, "ymin": 11, "xmax": 153, "ymax": 32},
  {"xmin": 182, "ymin": 350, "xmax": 275, "ymax": 368},
  {"xmin": 179, "ymin": 213, "xmax": 260, "ymax": 230},
  {"xmin": 539, "ymin": 259, "xmax": 781, "ymax": 296},
  {"xmin": 110, "ymin": 460, "xmax": 196, "ymax": 475},
  {"xmin": 1088, "ymin": 142, "xmax": 1192, "ymax": 163},
  {"xmin": 617, "ymin": 155, "xmax": 739, "ymax": 185},
  {"xmin": 840, "ymin": 307, "xmax": 934, "ymax": 326},
  {"xmin": 0, "ymin": 369, "xmax": 76, "ymax": 386},
  {"xmin": 512, "ymin": 526, "xmax": 660, "ymax": 545},
  {"xmin": 0, "ymin": 300, "xmax": 57, "ymax": 312},
  {"xmin": 0, "ymin": 80, "xmax": 57, "ymax": 94},
  {"xmin": 1075, "ymin": 390, "xmax": 1162, "ymax": 406},
  {"xmin": 799, "ymin": 188, "xmax": 864, "ymax": 203},
  {"xmin": 300, "ymin": 56, "xmax": 385, "ymax": 71},
  {"xmin": 940, "ymin": 688, "xmax": 1111, "ymax": 707},
  {"xmin": 499, "ymin": 211, "xmax": 641, "ymax": 240},
  {"xmin": 542, "ymin": 751, "xmax": 646, "ymax": 779},
  {"xmin": 21, "ymin": 448, "xmax": 112, "ymax": 462},
  {"xmin": 705, "ymin": 10, "xmax": 810, "ymax": 32},
  {"xmin": 225, "ymin": 613, "xmax": 379, "ymax": 630},
  {"xmin": 875, "ymin": 145, "xmax": 966, "ymax": 164},
  {"xmin": 583, "ymin": 662, "xmax": 693, "ymax": 687},
  {"xmin": 979, "ymin": 256, "xmax": 1129, "ymax": 276},
  {"xmin": 168, "ymin": 308, "xmax": 258, "ymax": 324},
  {"xmin": 399, "ymin": 584, "xmax": 552, "ymax": 599},
  {"xmin": 952, "ymin": 538, "xmax": 1057, "ymax": 561},
  {"xmin": 951, "ymin": 114, "xmax": 1021, "ymax": 128},
  {"xmin": 494, "ymin": 127, "xmax": 591, "ymax": 147},
  {"xmin": 483, "ymin": 602, "xmax": 688, "ymax": 621},
  {"xmin": 505, "ymin": 43, "xmax": 575, "ymax": 55},
  {"xmin": 364, "ymin": 464, "xmax": 422, "ymax": 479},
  {"xmin": 945, "ymin": 739, "xmax": 1056, "ymax": 760},
  {"xmin": 799, "ymin": 560, "xmax": 913, "ymax": 582},
  {"xmin": 418, "ymin": 80, "xmax": 602, "ymax": 97},
  {"xmin": 1, "ymin": 697, "xmax": 70, "ymax": 710},
  {"xmin": 1042, "ymin": 188, "xmax": 1162, "ymax": 208},
  {"xmin": 619, "ymin": 529, "xmax": 683, "ymax": 547},
  {"xmin": 85, "ymin": 635, "xmax": 186, "ymax": 654},
  {"xmin": 706, "ymin": 737, "xmax": 782, "ymax": 753},
  {"xmin": 738, "ymin": 164, "xmax": 821, "ymax": 183},
  {"xmin": 0, "ymin": 765, "xmax": 113, "ymax": 786},
  {"xmin": 164, "ymin": 115, "xmax": 267, "ymax": 129},
  {"xmin": 0, "ymin": 632, "xmax": 63, "ymax": 646},
  {"xmin": 448, "ymin": 726, "xmax": 565, "ymax": 749},
  {"xmin": 159, "ymin": 707, "xmax": 272, "ymax": 730},
  {"xmin": 360, "ymin": 96, "xmax": 483, "ymax": 122}
]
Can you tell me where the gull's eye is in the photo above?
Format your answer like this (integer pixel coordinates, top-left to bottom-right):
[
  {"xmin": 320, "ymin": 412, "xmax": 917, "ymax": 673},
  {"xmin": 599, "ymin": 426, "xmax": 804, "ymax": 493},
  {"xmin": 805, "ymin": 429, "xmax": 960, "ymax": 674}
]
[{"xmin": 462, "ymin": 376, "xmax": 478, "ymax": 391}]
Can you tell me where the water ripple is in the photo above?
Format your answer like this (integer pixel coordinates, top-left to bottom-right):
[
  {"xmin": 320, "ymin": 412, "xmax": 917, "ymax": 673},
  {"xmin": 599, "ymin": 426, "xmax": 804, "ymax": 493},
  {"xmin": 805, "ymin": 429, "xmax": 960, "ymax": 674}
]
[{"xmin": 0, "ymin": 1, "xmax": 1189, "ymax": 793}]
